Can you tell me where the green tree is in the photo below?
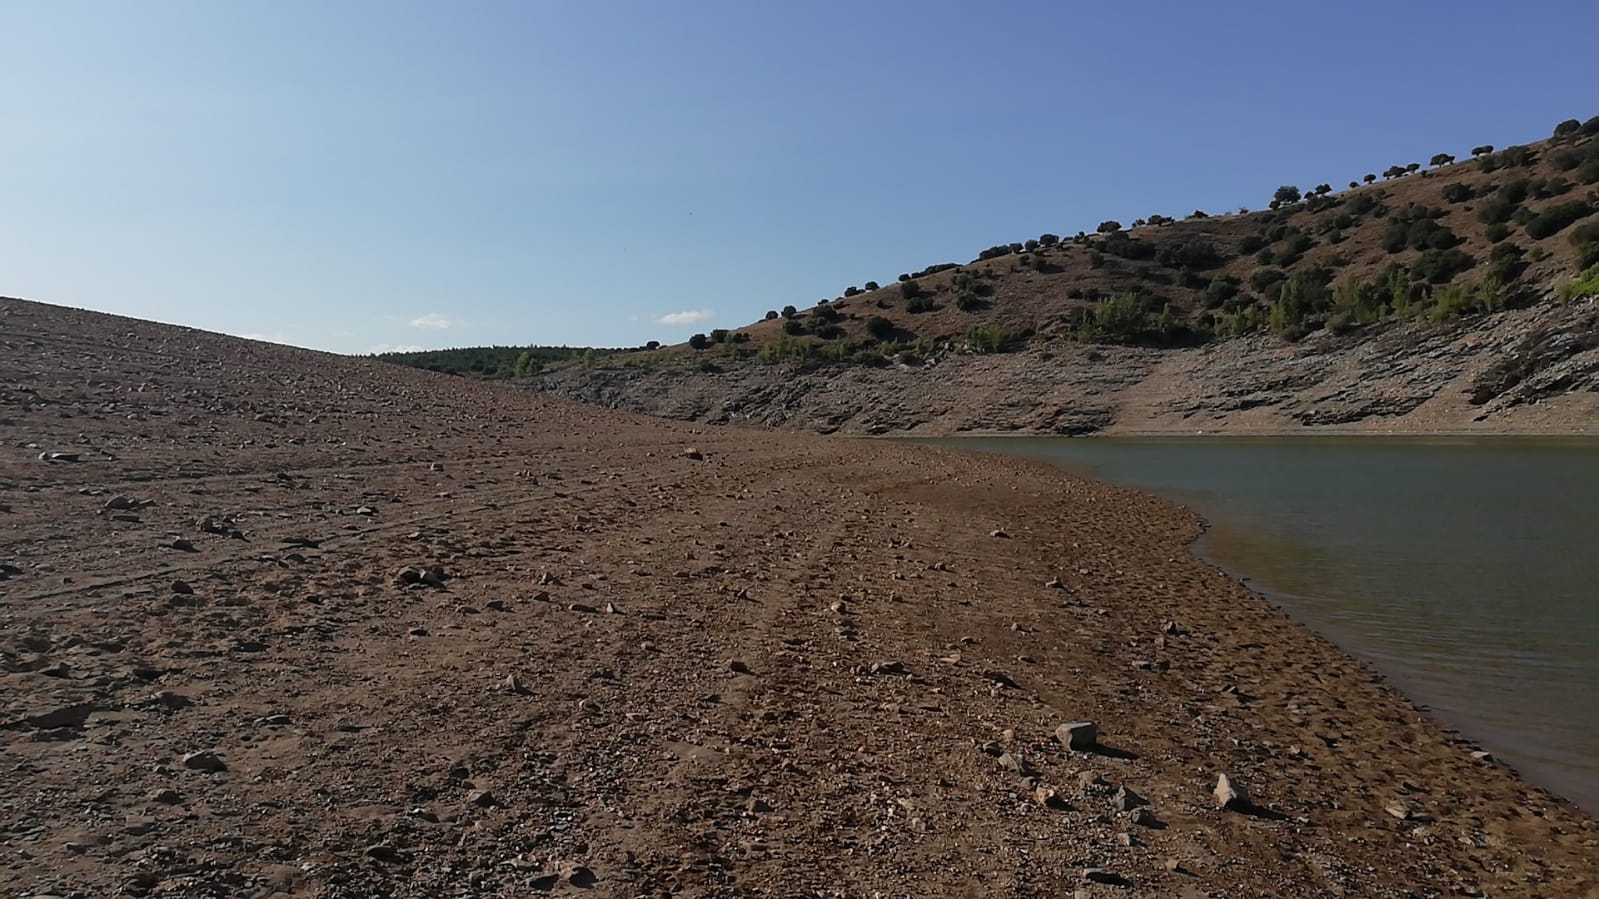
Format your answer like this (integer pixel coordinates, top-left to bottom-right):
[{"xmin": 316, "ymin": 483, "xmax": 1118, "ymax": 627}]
[
  {"xmin": 1272, "ymin": 185, "xmax": 1302, "ymax": 207},
  {"xmin": 511, "ymin": 351, "xmax": 533, "ymax": 378},
  {"xmin": 1429, "ymin": 153, "xmax": 1455, "ymax": 167},
  {"xmin": 865, "ymin": 315, "xmax": 895, "ymax": 340},
  {"xmin": 688, "ymin": 333, "xmax": 710, "ymax": 350},
  {"xmin": 1097, "ymin": 220, "xmax": 1122, "ymax": 233},
  {"xmin": 780, "ymin": 305, "xmax": 798, "ymax": 318},
  {"xmin": 1554, "ymin": 118, "xmax": 1582, "ymax": 138},
  {"xmin": 1363, "ymin": 173, "xmax": 1377, "ymax": 184}
]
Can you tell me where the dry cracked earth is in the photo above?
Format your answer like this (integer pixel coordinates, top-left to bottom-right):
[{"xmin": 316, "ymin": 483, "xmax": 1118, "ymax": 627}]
[{"xmin": 2, "ymin": 297, "xmax": 1597, "ymax": 898}]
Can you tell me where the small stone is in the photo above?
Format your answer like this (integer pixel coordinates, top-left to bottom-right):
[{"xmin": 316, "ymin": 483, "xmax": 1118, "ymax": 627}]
[
  {"xmin": 990, "ymin": 529, "xmax": 1010, "ymax": 538},
  {"xmin": 40, "ymin": 661, "xmax": 71, "ymax": 678},
  {"xmin": 1165, "ymin": 858, "xmax": 1192, "ymax": 875},
  {"xmin": 503, "ymin": 673, "xmax": 528, "ymax": 694},
  {"xmin": 728, "ymin": 659, "xmax": 752, "ymax": 674},
  {"xmin": 568, "ymin": 602, "xmax": 599, "ymax": 614},
  {"xmin": 428, "ymin": 462, "xmax": 444, "ymax": 471},
  {"xmin": 1470, "ymin": 750, "xmax": 1495, "ymax": 763},
  {"xmin": 407, "ymin": 807, "xmax": 439, "ymax": 822},
  {"xmin": 467, "ymin": 789, "xmax": 497, "ymax": 808},
  {"xmin": 168, "ymin": 537, "xmax": 197, "ymax": 552},
  {"xmin": 870, "ymin": 660, "xmax": 908, "ymax": 676},
  {"xmin": 1114, "ymin": 785, "xmax": 1147, "ymax": 811},
  {"xmin": 38, "ymin": 451, "xmax": 81, "ymax": 463},
  {"xmin": 171, "ymin": 580, "xmax": 194, "ymax": 595},
  {"xmin": 1034, "ymin": 785, "xmax": 1067, "ymax": 809},
  {"xmin": 1115, "ymin": 831, "xmax": 1135, "ymax": 847},
  {"xmin": 355, "ymin": 506, "xmax": 376, "ymax": 516},
  {"xmin": 576, "ymin": 698, "xmax": 602, "ymax": 716},
  {"xmin": 407, "ymin": 626, "xmax": 428, "ymax": 637},
  {"xmin": 365, "ymin": 842, "xmax": 407, "ymax": 863},
  {"xmin": 1161, "ymin": 620, "xmax": 1188, "ymax": 636},
  {"xmin": 1214, "ymin": 773, "xmax": 1248, "ymax": 810},
  {"xmin": 261, "ymin": 714, "xmax": 291, "ymax": 726},
  {"xmin": 1045, "ymin": 577, "xmax": 1064, "ymax": 589},
  {"xmin": 1055, "ymin": 721, "xmax": 1098, "ymax": 751},
  {"xmin": 1130, "ymin": 807, "xmax": 1160, "ymax": 828},
  {"xmin": 746, "ymin": 798, "xmax": 773, "ymax": 813},
  {"xmin": 604, "ymin": 601, "xmax": 621, "ymax": 614},
  {"xmin": 104, "ymin": 495, "xmax": 137, "ymax": 510},
  {"xmin": 1082, "ymin": 868, "xmax": 1129, "ymax": 886},
  {"xmin": 152, "ymin": 788, "xmax": 182, "ymax": 804},
  {"xmin": 681, "ymin": 448, "xmax": 704, "ymax": 460},
  {"xmin": 181, "ymin": 750, "xmax": 227, "ymax": 772}
]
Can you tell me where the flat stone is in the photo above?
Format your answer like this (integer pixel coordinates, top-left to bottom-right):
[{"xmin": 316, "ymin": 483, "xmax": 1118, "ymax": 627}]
[
  {"xmin": 181, "ymin": 749, "xmax": 227, "ymax": 772},
  {"xmin": 1056, "ymin": 721, "xmax": 1098, "ymax": 751}
]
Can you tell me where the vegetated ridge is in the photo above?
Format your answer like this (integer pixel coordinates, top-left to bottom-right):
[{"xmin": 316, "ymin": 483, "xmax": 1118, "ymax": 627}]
[{"xmin": 525, "ymin": 117, "xmax": 1599, "ymax": 435}]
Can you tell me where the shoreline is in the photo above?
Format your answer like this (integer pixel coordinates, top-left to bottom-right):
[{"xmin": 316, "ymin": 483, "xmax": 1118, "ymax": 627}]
[
  {"xmin": 931, "ymin": 434, "xmax": 1599, "ymax": 816},
  {"xmin": 4, "ymin": 296, "xmax": 1598, "ymax": 896}
]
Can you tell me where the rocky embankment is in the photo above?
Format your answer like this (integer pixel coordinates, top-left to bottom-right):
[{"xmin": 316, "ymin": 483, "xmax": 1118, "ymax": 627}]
[{"xmin": 536, "ymin": 300, "xmax": 1599, "ymax": 436}]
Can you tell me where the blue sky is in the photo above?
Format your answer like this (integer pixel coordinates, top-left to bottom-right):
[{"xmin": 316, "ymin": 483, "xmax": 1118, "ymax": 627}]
[{"xmin": 3, "ymin": 1, "xmax": 1595, "ymax": 353}]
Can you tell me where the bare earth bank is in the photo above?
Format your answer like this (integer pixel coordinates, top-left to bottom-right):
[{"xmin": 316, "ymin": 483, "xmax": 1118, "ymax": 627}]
[{"xmin": 3, "ymin": 297, "xmax": 1597, "ymax": 898}]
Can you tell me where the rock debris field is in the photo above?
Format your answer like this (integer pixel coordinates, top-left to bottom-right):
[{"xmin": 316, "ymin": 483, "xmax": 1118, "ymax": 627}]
[{"xmin": 2, "ymin": 297, "xmax": 1596, "ymax": 898}]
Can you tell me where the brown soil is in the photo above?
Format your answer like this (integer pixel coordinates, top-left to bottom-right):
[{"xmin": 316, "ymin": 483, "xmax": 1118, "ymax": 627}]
[{"xmin": 4, "ymin": 296, "xmax": 1597, "ymax": 898}]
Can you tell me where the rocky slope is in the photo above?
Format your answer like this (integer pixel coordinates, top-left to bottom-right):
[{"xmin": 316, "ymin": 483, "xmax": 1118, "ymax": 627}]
[{"xmin": 536, "ymin": 297, "xmax": 1599, "ymax": 436}]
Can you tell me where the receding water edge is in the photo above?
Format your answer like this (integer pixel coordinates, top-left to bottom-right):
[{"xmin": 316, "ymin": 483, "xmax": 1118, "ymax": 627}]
[{"xmin": 917, "ymin": 434, "xmax": 1599, "ymax": 815}]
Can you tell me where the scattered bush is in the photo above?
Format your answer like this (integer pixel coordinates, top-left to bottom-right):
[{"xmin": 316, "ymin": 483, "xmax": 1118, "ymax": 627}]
[
  {"xmin": 906, "ymin": 296, "xmax": 935, "ymax": 314},
  {"xmin": 1554, "ymin": 118, "xmax": 1582, "ymax": 139},
  {"xmin": 865, "ymin": 315, "xmax": 895, "ymax": 340},
  {"xmin": 1411, "ymin": 248, "xmax": 1475, "ymax": 284},
  {"xmin": 864, "ymin": 280, "xmax": 880, "ymax": 291},
  {"xmin": 1442, "ymin": 183, "xmax": 1473, "ymax": 204},
  {"xmin": 1097, "ymin": 220, "xmax": 1123, "ymax": 234},
  {"xmin": 1430, "ymin": 153, "xmax": 1456, "ymax": 167},
  {"xmin": 1524, "ymin": 201, "xmax": 1594, "ymax": 240},
  {"xmin": 688, "ymin": 333, "xmax": 710, "ymax": 350}
]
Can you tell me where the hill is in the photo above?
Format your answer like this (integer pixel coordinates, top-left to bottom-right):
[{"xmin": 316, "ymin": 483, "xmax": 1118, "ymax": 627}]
[
  {"xmin": 3, "ymin": 295, "xmax": 1596, "ymax": 896},
  {"xmin": 533, "ymin": 116, "xmax": 1599, "ymax": 435}
]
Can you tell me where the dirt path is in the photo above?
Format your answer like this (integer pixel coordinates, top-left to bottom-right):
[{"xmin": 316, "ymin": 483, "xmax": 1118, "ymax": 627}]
[{"xmin": 3, "ymin": 297, "xmax": 1596, "ymax": 897}]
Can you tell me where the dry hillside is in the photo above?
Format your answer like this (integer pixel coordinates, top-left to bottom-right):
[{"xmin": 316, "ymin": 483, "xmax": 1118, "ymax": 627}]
[{"xmin": 533, "ymin": 118, "xmax": 1599, "ymax": 435}]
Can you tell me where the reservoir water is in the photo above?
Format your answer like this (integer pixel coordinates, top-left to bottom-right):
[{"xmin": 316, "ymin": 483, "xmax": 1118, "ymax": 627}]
[{"xmin": 935, "ymin": 436, "xmax": 1599, "ymax": 813}]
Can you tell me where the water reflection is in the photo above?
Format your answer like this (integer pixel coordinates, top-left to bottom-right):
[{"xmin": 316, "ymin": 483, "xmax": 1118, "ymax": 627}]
[{"xmin": 933, "ymin": 436, "xmax": 1599, "ymax": 813}]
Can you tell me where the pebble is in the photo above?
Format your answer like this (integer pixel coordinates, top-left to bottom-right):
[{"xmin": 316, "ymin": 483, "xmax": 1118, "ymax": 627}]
[
  {"xmin": 171, "ymin": 580, "xmax": 194, "ymax": 595},
  {"xmin": 1082, "ymin": 868, "xmax": 1128, "ymax": 886},
  {"xmin": 408, "ymin": 626, "xmax": 429, "ymax": 637},
  {"xmin": 503, "ymin": 673, "xmax": 528, "ymax": 694},
  {"xmin": 152, "ymin": 788, "xmax": 182, "ymax": 804},
  {"xmin": 1214, "ymin": 773, "xmax": 1248, "ymax": 810},
  {"xmin": 1056, "ymin": 721, "xmax": 1098, "ymax": 751},
  {"xmin": 1114, "ymin": 785, "xmax": 1147, "ymax": 811},
  {"xmin": 728, "ymin": 659, "xmax": 753, "ymax": 674},
  {"xmin": 168, "ymin": 537, "xmax": 197, "ymax": 552},
  {"xmin": 181, "ymin": 750, "xmax": 227, "ymax": 772},
  {"xmin": 681, "ymin": 448, "xmax": 705, "ymax": 460},
  {"xmin": 989, "ymin": 528, "xmax": 1010, "ymax": 538},
  {"xmin": 467, "ymin": 789, "xmax": 497, "ymax": 808},
  {"xmin": 40, "ymin": 661, "xmax": 71, "ymax": 678},
  {"xmin": 365, "ymin": 843, "xmax": 407, "ymax": 863}
]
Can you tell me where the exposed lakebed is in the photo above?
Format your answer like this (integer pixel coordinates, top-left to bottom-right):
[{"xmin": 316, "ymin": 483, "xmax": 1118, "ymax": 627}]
[{"xmin": 935, "ymin": 435, "xmax": 1599, "ymax": 813}]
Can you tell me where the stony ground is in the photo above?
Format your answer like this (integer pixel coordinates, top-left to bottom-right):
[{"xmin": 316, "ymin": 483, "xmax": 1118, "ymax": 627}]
[{"xmin": 3, "ymin": 296, "xmax": 1597, "ymax": 898}]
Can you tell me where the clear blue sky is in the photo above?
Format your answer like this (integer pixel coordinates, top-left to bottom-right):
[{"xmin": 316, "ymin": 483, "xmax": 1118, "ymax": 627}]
[{"xmin": 3, "ymin": 1, "xmax": 1595, "ymax": 353}]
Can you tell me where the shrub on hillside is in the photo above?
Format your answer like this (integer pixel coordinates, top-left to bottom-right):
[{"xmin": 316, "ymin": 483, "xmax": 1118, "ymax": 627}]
[
  {"xmin": 1442, "ymin": 183, "xmax": 1473, "ymax": 204},
  {"xmin": 1411, "ymin": 248, "xmax": 1475, "ymax": 284},
  {"xmin": 906, "ymin": 296, "xmax": 935, "ymax": 313},
  {"xmin": 1430, "ymin": 153, "xmax": 1456, "ymax": 167},
  {"xmin": 688, "ymin": 333, "xmax": 710, "ymax": 350},
  {"xmin": 865, "ymin": 315, "xmax": 895, "ymax": 340},
  {"xmin": 1570, "ymin": 222, "xmax": 1599, "ymax": 269},
  {"xmin": 1554, "ymin": 118, "xmax": 1582, "ymax": 139},
  {"xmin": 1525, "ymin": 202, "xmax": 1595, "ymax": 240},
  {"xmin": 1097, "ymin": 220, "xmax": 1122, "ymax": 234}
]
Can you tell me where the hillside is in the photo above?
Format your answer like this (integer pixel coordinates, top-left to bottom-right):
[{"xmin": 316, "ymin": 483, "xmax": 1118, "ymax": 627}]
[
  {"xmin": 532, "ymin": 117, "xmax": 1599, "ymax": 435},
  {"xmin": 4, "ymin": 296, "xmax": 1597, "ymax": 897}
]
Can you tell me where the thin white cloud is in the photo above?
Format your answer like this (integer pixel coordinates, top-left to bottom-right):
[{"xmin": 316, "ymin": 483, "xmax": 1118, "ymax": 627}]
[
  {"xmin": 654, "ymin": 309, "xmax": 714, "ymax": 326},
  {"xmin": 409, "ymin": 313, "xmax": 455, "ymax": 331},
  {"xmin": 237, "ymin": 332, "xmax": 289, "ymax": 344},
  {"xmin": 369, "ymin": 343, "xmax": 425, "ymax": 354}
]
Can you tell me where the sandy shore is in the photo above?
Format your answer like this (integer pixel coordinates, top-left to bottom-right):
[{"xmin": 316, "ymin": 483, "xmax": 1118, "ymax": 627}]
[{"xmin": 3, "ymin": 297, "xmax": 1597, "ymax": 897}]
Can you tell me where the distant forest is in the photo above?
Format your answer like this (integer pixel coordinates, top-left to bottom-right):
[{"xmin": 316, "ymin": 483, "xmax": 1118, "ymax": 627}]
[{"xmin": 370, "ymin": 344, "xmax": 634, "ymax": 378}]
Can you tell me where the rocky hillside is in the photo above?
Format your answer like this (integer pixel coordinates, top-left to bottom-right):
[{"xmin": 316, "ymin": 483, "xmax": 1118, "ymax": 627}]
[{"xmin": 533, "ymin": 117, "xmax": 1599, "ymax": 435}]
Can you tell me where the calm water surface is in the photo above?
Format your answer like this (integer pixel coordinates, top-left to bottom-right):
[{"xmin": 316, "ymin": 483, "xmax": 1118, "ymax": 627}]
[{"xmin": 936, "ymin": 436, "xmax": 1599, "ymax": 813}]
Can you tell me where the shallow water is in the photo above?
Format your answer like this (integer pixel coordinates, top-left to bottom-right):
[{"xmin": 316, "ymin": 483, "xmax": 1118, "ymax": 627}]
[{"xmin": 933, "ymin": 436, "xmax": 1599, "ymax": 813}]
